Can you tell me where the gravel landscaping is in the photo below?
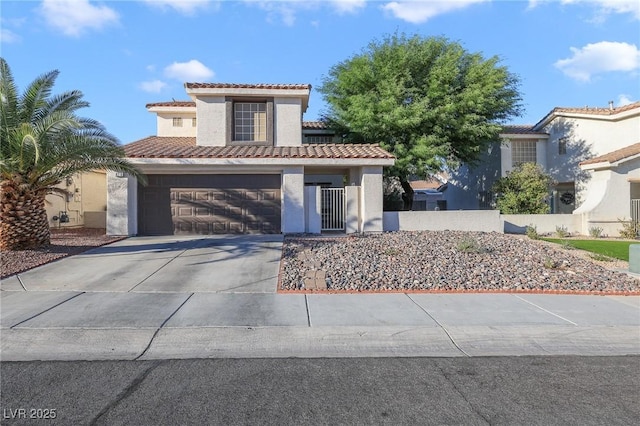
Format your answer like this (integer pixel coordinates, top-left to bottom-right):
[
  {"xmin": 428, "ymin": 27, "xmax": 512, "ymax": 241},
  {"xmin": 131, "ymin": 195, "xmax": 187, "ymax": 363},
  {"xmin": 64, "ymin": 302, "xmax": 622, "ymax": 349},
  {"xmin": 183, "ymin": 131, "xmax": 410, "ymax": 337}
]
[
  {"xmin": 280, "ymin": 231, "xmax": 640, "ymax": 294},
  {"xmin": 0, "ymin": 228, "xmax": 124, "ymax": 279}
]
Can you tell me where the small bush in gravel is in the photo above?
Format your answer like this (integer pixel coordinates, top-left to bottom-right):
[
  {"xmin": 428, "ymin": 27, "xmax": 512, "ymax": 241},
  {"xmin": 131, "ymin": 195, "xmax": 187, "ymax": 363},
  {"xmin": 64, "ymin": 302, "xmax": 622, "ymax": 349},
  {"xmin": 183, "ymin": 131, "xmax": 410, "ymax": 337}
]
[
  {"xmin": 590, "ymin": 253, "xmax": 614, "ymax": 262},
  {"xmin": 543, "ymin": 256, "xmax": 559, "ymax": 269},
  {"xmin": 555, "ymin": 225, "xmax": 570, "ymax": 238},
  {"xmin": 588, "ymin": 226, "xmax": 604, "ymax": 238},
  {"xmin": 456, "ymin": 237, "xmax": 489, "ymax": 253},
  {"xmin": 525, "ymin": 225, "xmax": 540, "ymax": 240}
]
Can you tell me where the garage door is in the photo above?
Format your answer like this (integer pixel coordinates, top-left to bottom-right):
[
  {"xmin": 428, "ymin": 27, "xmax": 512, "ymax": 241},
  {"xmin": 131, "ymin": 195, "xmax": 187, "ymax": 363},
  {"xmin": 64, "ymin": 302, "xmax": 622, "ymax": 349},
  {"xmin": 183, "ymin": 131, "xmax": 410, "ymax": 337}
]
[{"xmin": 138, "ymin": 175, "xmax": 281, "ymax": 235}]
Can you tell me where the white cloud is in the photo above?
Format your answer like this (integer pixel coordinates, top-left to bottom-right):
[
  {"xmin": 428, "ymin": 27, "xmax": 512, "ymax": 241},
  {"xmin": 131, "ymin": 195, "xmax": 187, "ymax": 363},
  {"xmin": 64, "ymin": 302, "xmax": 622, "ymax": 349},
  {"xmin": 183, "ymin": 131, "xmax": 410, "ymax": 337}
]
[
  {"xmin": 139, "ymin": 80, "xmax": 168, "ymax": 93},
  {"xmin": 381, "ymin": 0, "xmax": 488, "ymax": 24},
  {"xmin": 618, "ymin": 94, "xmax": 634, "ymax": 106},
  {"xmin": 141, "ymin": 0, "xmax": 217, "ymax": 16},
  {"xmin": 0, "ymin": 28, "xmax": 21, "ymax": 44},
  {"xmin": 528, "ymin": 0, "xmax": 640, "ymax": 20},
  {"xmin": 243, "ymin": 1, "xmax": 365, "ymax": 26},
  {"xmin": 164, "ymin": 60, "xmax": 215, "ymax": 82},
  {"xmin": 554, "ymin": 41, "xmax": 640, "ymax": 82},
  {"xmin": 39, "ymin": 0, "xmax": 119, "ymax": 37},
  {"xmin": 564, "ymin": 0, "xmax": 640, "ymax": 20},
  {"xmin": 330, "ymin": 0, "xmax": 366, "ymax": 14}
]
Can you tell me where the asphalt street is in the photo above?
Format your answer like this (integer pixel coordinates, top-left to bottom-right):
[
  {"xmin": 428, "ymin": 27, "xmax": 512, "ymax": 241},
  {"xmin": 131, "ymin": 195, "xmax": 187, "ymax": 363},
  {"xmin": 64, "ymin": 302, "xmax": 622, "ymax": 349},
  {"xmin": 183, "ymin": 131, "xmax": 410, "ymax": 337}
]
[{"xmin": 1, "ymin": 356, "xmax": 639, "ymax": 425}]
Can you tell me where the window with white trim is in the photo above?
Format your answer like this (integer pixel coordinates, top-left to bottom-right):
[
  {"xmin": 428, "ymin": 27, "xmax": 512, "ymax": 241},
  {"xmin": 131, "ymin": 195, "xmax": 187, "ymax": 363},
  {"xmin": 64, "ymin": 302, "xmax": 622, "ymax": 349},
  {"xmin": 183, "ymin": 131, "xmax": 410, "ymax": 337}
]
[
  {"xmin": 511, "ymin": 140, "xmax": 537, "ymax": 166},
  {"xmin": 172, "ymin": 117, "xmax": 183, "ymax": 127},
  {"xmin": 192, "ymin": 117, "xmax": 197, "ymax": 127}
]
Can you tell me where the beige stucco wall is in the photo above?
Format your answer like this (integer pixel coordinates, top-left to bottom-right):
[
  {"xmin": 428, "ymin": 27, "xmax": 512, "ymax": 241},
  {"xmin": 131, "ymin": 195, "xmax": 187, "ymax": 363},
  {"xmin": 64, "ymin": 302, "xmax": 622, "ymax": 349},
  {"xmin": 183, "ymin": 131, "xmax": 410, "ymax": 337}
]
[
  {"xmin": 383, "ymin": 210, "xmax": 503, "ymax": 233},
  {"xmin": 575, "ymin": 157, "xmax": 640, "ymax": 236},
  {"xmin": 45, "ymin": 171, "xmax": 107, "ymax": 229},
  {"xmin": 274, "ymin": 98, "xmax": 302, "ymax": 146},
  {"xmin": 195, "ymin": 96, "xmax": 226, "ymax": 146},
  {"xmin": 156, "ymin": 113, "xmax": 197, "ymax": 137}
]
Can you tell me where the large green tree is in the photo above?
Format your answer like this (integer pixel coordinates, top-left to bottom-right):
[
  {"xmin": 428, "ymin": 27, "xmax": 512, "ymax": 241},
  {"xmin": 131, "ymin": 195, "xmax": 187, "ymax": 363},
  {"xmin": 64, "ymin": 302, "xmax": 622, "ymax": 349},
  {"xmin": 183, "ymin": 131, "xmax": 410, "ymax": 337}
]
[
  {"xmin": 319, "ymin": 33, "xmax": 523, "ymax": 202},
  {"xmin": 0, "ymin": 58, "xmax": 144, "ymax": 250},
  {"xmin": 492, "ymin": 163, "xmax": 554, "ymax": 214}
]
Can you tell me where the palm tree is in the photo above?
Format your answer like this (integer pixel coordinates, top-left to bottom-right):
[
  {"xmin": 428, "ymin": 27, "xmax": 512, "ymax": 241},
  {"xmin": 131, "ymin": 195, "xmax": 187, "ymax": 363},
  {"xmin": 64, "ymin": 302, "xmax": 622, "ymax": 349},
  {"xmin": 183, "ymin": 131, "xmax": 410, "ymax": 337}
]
[{"xmin": 0, "ymin": 58, "xmax": 144, "ymax": 250}]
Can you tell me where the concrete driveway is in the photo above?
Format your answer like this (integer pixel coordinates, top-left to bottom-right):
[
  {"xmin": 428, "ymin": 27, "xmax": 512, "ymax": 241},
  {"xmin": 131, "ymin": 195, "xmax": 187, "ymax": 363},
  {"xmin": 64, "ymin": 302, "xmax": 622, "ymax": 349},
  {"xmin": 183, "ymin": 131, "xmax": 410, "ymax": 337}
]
[
  {"xmin": 1, "ymin": 234, "xmax": 284, "ymax": 293},
  {"xmin": 1, "ymin": 234, "xmax": 640, "ymax": 361}
]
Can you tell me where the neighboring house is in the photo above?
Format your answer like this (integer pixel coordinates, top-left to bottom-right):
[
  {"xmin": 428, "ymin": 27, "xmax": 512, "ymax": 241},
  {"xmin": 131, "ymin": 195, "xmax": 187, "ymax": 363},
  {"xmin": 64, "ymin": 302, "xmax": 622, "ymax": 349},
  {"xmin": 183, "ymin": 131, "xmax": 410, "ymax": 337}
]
[
  {"xmin": 445, "ymin": 101, "xmax": 640, "ymax": 215},
  {"xmin": 45, "ymin": 170, "xmax": 107, "ymax": 229},
  {"xmin": 107, "ymin": 83, "xmax": 394, "ymax": 236},
  {"xmin": 576, "ymin": 143, "xmax": 640, "ymax": 229}
]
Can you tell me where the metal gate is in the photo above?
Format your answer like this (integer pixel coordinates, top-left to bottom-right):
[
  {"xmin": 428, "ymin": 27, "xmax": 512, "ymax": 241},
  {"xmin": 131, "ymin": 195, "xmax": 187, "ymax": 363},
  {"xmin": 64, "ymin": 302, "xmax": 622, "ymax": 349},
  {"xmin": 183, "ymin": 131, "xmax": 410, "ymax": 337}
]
[
  {"xmin": 632, "ymin": 199, "xmax": 640, "ymax": 223},
  {"xmin": 321, "ymin": 188, "xmax": 345, "ymax": 231}
]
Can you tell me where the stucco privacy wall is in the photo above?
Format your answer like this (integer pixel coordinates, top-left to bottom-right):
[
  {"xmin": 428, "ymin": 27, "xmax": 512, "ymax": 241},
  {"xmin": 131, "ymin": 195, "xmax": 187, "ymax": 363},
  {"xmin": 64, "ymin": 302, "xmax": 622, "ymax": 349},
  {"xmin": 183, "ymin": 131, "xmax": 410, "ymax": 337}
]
[
  {"xmin": 383, "ymin": 210, "xmax": 503, "ymax": 233},
  {"xmin": 281, "ymin": 167, "xmax": 305, "ymax": 233},
  {"xmin": 359, "ymin": 167, "xmax": 384, "ymax": 232},
  {"xmin": 575, "ymin": 156, "xmax": 640, "ymax": 236},
  {"xmin": 106, "ymin": 172, "xmax": 138, "ymax": 236},
  {"xmin": 502, "ymin": 214, "xmax": 581, "ymax": 235}
]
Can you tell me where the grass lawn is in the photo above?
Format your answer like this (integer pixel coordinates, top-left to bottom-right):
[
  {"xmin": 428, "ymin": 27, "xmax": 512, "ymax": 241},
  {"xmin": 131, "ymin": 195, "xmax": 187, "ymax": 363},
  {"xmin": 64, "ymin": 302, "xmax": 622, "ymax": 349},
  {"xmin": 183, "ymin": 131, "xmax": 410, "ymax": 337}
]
[{"xmin": 542, "ymin": 238, "xmax": 636, "ymax": 261}]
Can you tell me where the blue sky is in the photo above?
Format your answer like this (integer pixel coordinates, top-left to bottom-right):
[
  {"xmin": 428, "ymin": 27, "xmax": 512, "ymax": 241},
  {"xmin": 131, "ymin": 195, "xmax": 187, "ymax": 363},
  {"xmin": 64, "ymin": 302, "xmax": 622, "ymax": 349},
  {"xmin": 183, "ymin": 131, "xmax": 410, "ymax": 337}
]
[{"xmin": 1, "ymin": 0, "xmax": 639, "ymax": 144}]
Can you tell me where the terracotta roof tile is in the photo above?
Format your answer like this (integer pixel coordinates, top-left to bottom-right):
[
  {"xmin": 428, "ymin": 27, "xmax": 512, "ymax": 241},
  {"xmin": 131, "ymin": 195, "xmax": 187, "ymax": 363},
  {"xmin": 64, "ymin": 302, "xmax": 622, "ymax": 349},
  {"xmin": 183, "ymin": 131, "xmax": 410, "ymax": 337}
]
[
  {"xmin": 580, "ymin": 142, "xmax": 640, "ymax": 166},
  {"xmin": 553, "ymin": 102, "xmax": 640, "ymax": 116},
  {"xmin": 146, "ymin": 101, "xmax": 195, "ymax": 108},
  {"xmin": 302, "ymin": 121, "xmax": 328, "ymax": 129},
  {"xmin": 124, "ymin": 137, "xmax": 394, "ymax": 160},
  {"xmin": 185, "ymin": 83, "xmax": 311, "ymax": 90}
]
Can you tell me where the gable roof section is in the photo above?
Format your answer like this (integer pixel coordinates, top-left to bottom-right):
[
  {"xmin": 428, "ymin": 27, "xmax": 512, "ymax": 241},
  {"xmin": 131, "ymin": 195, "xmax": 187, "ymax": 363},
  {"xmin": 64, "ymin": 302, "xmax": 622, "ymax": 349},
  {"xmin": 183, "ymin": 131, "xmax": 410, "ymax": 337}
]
[
  {"xmin": 580, "ymin": 142, "xmax": 640, "ymax": 168},
  {"xmin": 185, "ymin": 83, "xmax": 311, "ymax": 90},
  {"xmin": 124, "ymin": 137, "xmax": 394, "ymax": 160},
  {"xmin": 534, "ymin": 101, "xmax": 640, "ymax": 130},
  {"xmin": 146, "ymin": 101, "xmax": 195, "ymax": 108}
]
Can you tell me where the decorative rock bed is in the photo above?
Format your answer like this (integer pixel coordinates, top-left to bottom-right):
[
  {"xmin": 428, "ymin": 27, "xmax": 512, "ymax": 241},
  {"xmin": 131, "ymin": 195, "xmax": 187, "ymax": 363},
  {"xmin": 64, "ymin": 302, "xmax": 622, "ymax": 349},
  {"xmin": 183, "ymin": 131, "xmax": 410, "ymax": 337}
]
[{"xmin": 280, "ymin": 231, "xmax": 640, "ymax": 294}]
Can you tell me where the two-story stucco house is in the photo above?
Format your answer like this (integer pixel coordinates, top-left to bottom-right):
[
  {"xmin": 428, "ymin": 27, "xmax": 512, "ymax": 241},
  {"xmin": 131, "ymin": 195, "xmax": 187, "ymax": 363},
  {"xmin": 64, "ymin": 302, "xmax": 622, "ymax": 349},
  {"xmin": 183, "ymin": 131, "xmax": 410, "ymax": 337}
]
[
  {"xmin": 444, "ymin": 102, "xmax": 640, "ymax": 226},
  {"xmin": 106, "ymin": 83, "xmax": 394, "ymax": 236}
]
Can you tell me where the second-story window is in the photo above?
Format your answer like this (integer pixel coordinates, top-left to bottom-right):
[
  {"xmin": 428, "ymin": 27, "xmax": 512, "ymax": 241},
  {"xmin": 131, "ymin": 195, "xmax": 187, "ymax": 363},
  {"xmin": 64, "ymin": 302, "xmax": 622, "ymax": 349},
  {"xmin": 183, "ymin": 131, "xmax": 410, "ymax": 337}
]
[
  {"xmin": 172, "ymin": 117, "xmax": 183, "ymax": 127},
  {"xmin": 511, "ymin": 140, "xmax": 537, "ymax": 166},
  {"xmin": 192, "ymin": 117, "xmax": 197, "ymax": 127},
  {"xmin": 558, "ymin": 137, "xmax": 567, "ymax": 155},
  {"xmin": 234, "ymin": 102, "xmax": 266, "ymax": 141}
]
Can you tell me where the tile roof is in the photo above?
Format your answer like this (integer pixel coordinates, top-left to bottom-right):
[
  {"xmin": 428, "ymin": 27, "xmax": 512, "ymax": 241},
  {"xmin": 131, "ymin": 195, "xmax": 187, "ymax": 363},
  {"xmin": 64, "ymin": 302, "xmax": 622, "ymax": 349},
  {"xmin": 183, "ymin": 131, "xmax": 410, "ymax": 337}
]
[
  {"xmin": 124, "ymin": 137, "xmax": 394, "ymax": 159},
  {"xmin": 302, "ymin": 121, "xmax": 328, "ymax": 129},
  {"xmin": 146, "ymin": 101, "xmax": 195, "ymax": 108},
  {"xmin": 552, "ymin": 101, "xmax": 640, "ymax": 116},
  {"xmin": 500, "ymin": 125, "xmax": 547, "ymax": 135},
  {"xmin": 580, "ymin": 142, "xmax": 640, "ymax": 166},
  {"xmin": 534, "ymin": 101, "xmax": 640, "ymax": 129},
  {"xmin": 185, "ymin": 83, "xmax": 311, "ymax": 90}
]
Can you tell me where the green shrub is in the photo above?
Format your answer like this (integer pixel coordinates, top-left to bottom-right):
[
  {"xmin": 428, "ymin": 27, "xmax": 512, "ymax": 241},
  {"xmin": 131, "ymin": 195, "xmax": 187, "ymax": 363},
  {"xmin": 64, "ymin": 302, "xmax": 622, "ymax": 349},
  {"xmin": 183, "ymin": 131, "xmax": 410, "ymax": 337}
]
[
  {"xmin": 543, "ymin": 256, "xmax": 559, "ymax": 269},
  {"xmin": 555, "ymin": 225, "xmax": 569, "ymax": 238},
  {"xmin": 589, "ymin": 253, "xmax": 614, "ymax": 262},
  {"xmin": 456, "ymin": 237, "xmax": 489, "ymax": 253},
  {"xmin": 525, "ymin": 225, "xmax": 539, "ymax": 240},
  {"xmin": 588, "ymin": 226, "xmax": 604, "ymax": 238},
  {"xmin": 618, "ymin": 218, "xmax": 639, "ymax": 239}
]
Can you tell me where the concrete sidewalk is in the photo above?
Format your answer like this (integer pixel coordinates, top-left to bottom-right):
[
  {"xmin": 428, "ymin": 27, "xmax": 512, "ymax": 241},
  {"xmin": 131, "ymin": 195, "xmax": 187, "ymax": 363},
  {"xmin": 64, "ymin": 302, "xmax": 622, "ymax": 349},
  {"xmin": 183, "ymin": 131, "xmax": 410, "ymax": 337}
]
[{"xmin": 2, "ymin": 290, "xmax": 639, "ymax": 361}]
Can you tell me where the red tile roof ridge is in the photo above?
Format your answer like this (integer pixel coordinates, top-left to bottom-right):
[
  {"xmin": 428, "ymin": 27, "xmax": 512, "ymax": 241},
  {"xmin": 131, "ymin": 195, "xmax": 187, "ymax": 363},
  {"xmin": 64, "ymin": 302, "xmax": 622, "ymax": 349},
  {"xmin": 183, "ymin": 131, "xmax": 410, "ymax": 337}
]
[
  {"xmin": 146, "ymin": 101, "xmax": 195, "ymax": 108},
  {"xmin": 580, "ymin": 142, "xmax": 640, "ymax": 166},
  {"xmin": 185, "ymin": 83, "xmax": 311, "ymax": 90}
]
